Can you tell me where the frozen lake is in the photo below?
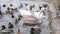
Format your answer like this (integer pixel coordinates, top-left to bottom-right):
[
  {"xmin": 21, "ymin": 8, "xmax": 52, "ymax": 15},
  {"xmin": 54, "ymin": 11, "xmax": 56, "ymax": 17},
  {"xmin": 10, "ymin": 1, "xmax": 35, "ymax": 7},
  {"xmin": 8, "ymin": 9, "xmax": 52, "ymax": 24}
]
[{"xmin": 0, "ymin": 1, "xmax": 55, "ymax": 34}]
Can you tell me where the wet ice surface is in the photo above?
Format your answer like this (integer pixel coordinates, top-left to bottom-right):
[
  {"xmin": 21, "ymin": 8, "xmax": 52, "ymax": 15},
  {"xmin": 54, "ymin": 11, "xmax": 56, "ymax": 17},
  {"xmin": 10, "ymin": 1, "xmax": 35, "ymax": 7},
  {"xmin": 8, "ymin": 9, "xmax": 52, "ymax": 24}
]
[
  {"xmin": 0, "ymin": 1, "xmax": 52, "ymax": 34},
  {"xmin": 0, "ymin": 11, "xmax": 50, "ymax": 34}
]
